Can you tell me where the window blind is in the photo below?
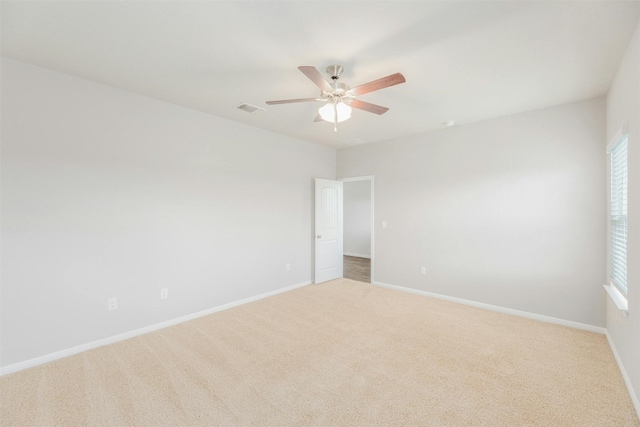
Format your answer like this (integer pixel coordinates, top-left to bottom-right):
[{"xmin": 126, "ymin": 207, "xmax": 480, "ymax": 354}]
[{"xmin": 610, "ymin": 135, "xmax": 628, "ymax": 294}]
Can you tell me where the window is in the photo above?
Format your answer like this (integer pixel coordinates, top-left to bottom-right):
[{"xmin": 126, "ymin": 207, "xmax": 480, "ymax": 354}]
[{"xmin": 609, "ymin": 133, "xmax": 628, "ymax": 295}]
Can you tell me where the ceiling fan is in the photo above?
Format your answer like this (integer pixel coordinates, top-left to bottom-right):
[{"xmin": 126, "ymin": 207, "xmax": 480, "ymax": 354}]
[{"xmin": 266, "ymin": 65, "xmax": 406, "ymax": 132}]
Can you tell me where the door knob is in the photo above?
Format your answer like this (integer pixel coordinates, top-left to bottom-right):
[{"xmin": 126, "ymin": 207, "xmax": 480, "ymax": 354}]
[{"xmin": 316, "ymin": 235, "xmax": 322, "ymax": 238}]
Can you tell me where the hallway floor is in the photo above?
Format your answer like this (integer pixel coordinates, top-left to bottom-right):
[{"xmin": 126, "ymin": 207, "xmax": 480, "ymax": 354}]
[{"xmin": 343, "ymin": 255, "xmax": 370, "ymax": 283}]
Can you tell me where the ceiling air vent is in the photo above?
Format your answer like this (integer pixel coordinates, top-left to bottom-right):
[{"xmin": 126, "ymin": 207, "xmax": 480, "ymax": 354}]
[{"xmin": 236, "ymin": 103, "xmax": 265, "ymax": 114}]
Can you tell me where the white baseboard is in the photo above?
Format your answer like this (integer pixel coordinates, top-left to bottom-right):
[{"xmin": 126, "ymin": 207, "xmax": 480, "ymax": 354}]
[
  {"xmin": 372, "ymin": 281, "xmax": 606, "ymax": 334},
  {"xmin": 344, "ymin": 252, "xmax": 371, "ymax": 259},
  {"xmin": 606, "ymin": 332, "xmax": 640, "ymax": 421},
  {"xmin": 0, "ymin": 280, "xmax": 311, "ymax": 377}
]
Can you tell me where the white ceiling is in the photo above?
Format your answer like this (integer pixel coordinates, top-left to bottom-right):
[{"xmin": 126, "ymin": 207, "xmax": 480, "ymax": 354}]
[{"xmin": 2, "ymin": 1, "xmax": 639, "ymax": 149}]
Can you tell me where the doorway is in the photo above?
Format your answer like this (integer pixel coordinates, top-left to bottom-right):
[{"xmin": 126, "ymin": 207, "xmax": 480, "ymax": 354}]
[{"xmin": 340, "ymin": 176, "xmax": 374, "ymax": 283}]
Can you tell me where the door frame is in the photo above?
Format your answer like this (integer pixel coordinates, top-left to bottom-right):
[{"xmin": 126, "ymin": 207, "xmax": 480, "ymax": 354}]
[{"xmin": 339, "ymin": 176, "xmax": 375, "ymax": 283}]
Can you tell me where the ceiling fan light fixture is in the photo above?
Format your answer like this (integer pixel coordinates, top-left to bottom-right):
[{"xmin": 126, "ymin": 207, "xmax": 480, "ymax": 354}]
[{"xmin": 319, "ymin": 101, "xmax": 351, "ymax": 123}]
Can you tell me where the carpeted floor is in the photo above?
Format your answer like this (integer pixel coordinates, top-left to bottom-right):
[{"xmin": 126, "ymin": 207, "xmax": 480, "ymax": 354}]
[{"xmin": 1, "ymin": 278, "xmax": 638, "ymax": 426}]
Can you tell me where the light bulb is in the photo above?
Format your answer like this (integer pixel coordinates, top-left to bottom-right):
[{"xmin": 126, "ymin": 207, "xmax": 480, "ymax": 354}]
[{"xmin": 319, "ymin": 101, "xmax": 352, "ymax": 123}]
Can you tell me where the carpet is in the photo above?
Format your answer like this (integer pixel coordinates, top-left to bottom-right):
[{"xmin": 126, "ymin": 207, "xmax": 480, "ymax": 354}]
[{"xmin": 1, "ymin": 278, "xmax": 637, "ymax": 426}]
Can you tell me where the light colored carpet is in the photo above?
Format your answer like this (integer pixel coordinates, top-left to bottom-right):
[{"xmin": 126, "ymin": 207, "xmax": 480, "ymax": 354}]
[{"xmin": 1, "ymin": 278, "xmax": 638, "ymax": 426}]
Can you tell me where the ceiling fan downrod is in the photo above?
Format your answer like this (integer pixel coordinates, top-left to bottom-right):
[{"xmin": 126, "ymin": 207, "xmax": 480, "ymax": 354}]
[{"xmin": 326, "ymin": 65, "xmax": 344, "ymax": 80}]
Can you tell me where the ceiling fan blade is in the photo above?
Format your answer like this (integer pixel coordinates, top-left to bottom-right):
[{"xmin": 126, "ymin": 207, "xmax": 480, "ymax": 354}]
[
  {"xmin": 313, "ymin": 114, "xmax": 324, "ymax": 122},
  {"xmin": 298, "ymin": 66, "xmax": 333, "ymax": 92},
  {"xmin": 266, "ymin": 98, "xmax": 323, "ymax": 105},
  {"xmin": 351, "ymin": 73, "xmax": 406, "ymax": 96},
  {"xmin": 350, "ymin": 99, "xmax": 389, "ymax": 115}
]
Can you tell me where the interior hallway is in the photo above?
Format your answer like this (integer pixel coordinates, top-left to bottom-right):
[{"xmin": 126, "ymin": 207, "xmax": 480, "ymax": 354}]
[{"xmin": 343, "ymin": 255, "xmax": 370, "ymax": 283}]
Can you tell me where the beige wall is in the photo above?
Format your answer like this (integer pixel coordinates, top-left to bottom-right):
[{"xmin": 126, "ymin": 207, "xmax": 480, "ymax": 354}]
[
  {"xmin": 606, "ymin": 20, "xmax": 640, "ymax": 412},
  {"xmin": 0, "ymin": 58, "xmax": 336, "ymax": 367},
  {"xmin": 343, "ymin": 180, "xmax": 372, "ymax": 258},
  {"xmin": 338, "ymin": 97, "xmax": 607, "ymax": 327}
]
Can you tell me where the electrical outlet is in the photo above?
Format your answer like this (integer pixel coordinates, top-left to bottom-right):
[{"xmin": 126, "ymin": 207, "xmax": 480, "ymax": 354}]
[
  {"xmin": 108, "ymin": 297, "xmax": 118, "ymax": 311},
  {"xmin": 285, "ymin": 263, "xmax": 291, "ymax": 272},
  {"xmin": 160, "ymin": 288, "xmax": 168, "ymax": 300},
  {"xmin": 381, "ymin": 221, "xmax": 387, "ymax": 229},
  {"xmin": 420, "ymin": 266, "xmax": 427, "ymax": 275}
]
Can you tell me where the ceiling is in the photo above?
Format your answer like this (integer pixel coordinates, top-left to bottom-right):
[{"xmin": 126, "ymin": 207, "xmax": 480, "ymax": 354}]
[{"xmin": 2, "ymin": 1, "xmax": 639, "ymax": 149}]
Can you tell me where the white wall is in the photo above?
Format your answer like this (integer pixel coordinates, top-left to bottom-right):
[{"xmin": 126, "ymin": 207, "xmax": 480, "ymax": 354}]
[
  {"xmin": 0, "ymin": 58, "xmax": 336, "ymax": 367},
  {"xmin": 338, "ymin": 97, "xmax": 607, "ymax": 327},
  {"xmin": 606, "ymin": 20, "xmax": 640, "ymax": 412},
  {"xmin": 343, "ymin": 180, "xmax": 371, "ymax": 258}
]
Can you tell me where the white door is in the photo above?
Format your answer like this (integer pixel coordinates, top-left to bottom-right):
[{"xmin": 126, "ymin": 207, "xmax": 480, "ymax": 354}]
[{"xmin": 315, "ymin": 178, "xmax": 343, "ymax": 284}]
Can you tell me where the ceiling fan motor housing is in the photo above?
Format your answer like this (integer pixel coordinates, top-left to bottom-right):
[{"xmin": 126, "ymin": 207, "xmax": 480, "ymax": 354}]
[{"xmin": 323, "ymin": 65, "xmax": 352, "ymax": 98}]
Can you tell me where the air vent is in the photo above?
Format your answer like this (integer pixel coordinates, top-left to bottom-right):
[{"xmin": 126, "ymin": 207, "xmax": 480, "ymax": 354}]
[
  {"xmin": 345, "ymin": 138, "xmax": 367, "ymax": 145},
  {"xmin": 236, "ymin": 103, "xmax": 265, "ymax": 113}
]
